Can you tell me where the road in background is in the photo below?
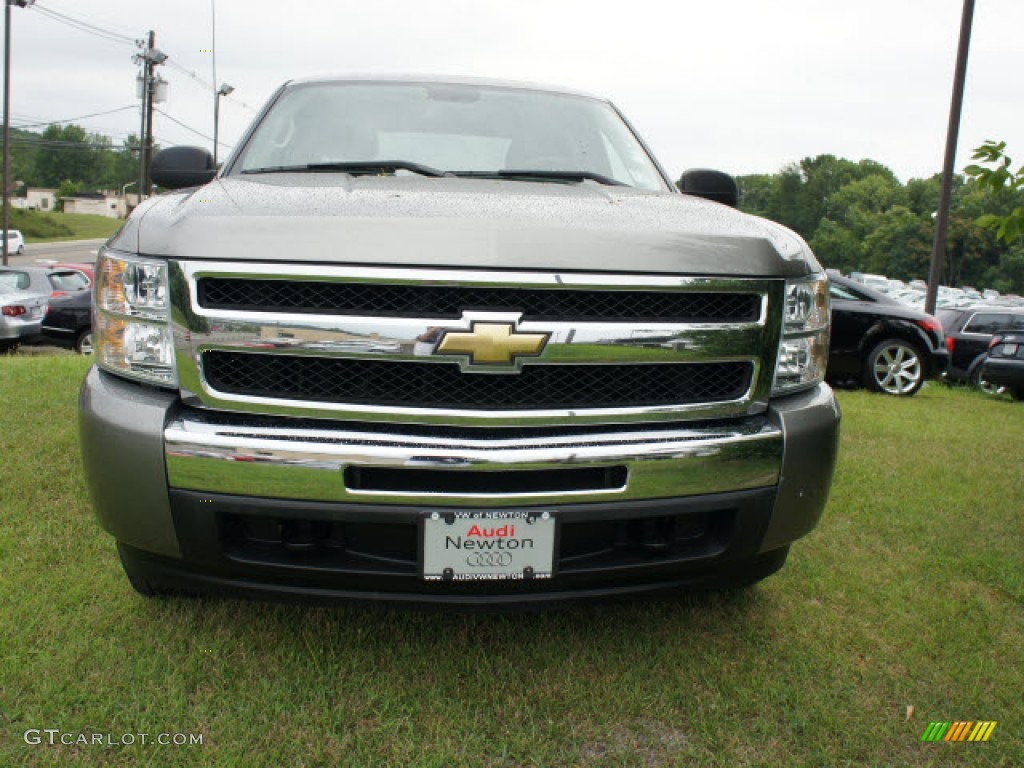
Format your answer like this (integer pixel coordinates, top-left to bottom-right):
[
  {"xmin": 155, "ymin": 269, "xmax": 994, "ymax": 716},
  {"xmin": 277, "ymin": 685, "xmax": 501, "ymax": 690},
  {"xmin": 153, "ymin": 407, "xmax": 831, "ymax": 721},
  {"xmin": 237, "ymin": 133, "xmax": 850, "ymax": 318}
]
[{"xmin": 7, "ymin": 239, "xmax": 107, "ymax": 267}]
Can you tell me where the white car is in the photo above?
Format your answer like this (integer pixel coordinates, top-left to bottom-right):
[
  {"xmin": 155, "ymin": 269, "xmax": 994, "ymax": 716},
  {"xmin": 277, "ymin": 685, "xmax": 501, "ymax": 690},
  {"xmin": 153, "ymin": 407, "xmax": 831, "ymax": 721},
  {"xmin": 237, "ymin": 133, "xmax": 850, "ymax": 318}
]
[{"xmin": 2, "ymin": 229, "xmax": 25, "ymax": 255}]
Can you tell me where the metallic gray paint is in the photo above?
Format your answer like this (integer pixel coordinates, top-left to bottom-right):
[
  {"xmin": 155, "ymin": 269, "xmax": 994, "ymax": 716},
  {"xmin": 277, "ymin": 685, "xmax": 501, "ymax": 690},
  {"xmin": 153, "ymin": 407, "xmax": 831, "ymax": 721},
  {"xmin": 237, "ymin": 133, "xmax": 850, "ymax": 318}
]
[
  {"xmin": 761, "ymin": 383, "xmax": 841, "ymax": 552},
  {"xmin": 79, "ymin": 367, "xmax": 180, "ymax": 557},
  {"xmin": 128, "ymin": 176, "xmax": 816, "ymax": 278}
]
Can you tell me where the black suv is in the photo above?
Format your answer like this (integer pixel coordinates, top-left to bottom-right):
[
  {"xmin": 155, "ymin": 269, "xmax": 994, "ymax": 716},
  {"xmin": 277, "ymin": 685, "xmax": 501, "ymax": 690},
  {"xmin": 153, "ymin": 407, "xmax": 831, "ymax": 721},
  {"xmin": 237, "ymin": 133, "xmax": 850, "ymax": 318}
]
[
  {"xmin": 827, "ymin": 275, "xmax": 949, "ymax": 396},
  {"xmin": 936, "ymin": 307, "xmax": 1024, "ymax": 387}
]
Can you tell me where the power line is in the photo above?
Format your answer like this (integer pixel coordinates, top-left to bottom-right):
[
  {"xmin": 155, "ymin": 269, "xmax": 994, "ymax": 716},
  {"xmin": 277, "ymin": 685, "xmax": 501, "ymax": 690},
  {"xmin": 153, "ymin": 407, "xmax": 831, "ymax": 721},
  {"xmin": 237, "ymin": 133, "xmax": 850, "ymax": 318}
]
[
  {"xmin": 153, "ymin": 107, "xmax": 232, "ymax": 149},
  {"xmin": 165, "ymin": 57, "xmax": 257, "ymax": 114},
  {"xmin": 165, "ymin": 58, "xmax": 215, "ymax": 93},
  {"xmin": 9, "ymin": 127, "xmax": 140, "ymax": 145},
  {"xmin": 11, "ymin": 105, "xmax": 138, "ymax": 129},
  {"xmin": 1, "ymin": 138, "xmax": 138, "ymax": 151},
  {"xmin": 30, "ymin": 3, "xmax": 140, "ymax": 48},
  {"xmin": 223, "ymin": 92, "xmax": 257, "ymax": 115}
]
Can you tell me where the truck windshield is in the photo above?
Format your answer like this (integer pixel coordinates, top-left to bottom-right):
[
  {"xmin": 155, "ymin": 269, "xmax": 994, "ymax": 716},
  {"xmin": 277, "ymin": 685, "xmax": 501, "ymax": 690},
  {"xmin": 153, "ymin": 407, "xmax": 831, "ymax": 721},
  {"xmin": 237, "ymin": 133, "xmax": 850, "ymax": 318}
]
[{"xmin": 234, "ymin": 81, "xmax": 668, "ymax": 191}]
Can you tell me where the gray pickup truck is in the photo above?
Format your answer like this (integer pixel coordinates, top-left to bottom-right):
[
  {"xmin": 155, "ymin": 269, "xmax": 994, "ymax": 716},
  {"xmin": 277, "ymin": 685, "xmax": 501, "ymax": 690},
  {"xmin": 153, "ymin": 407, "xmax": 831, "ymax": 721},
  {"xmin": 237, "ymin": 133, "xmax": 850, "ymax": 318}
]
[{"xmin": 81, "ymin": 76, "xmax": 839, "ymax": 606}]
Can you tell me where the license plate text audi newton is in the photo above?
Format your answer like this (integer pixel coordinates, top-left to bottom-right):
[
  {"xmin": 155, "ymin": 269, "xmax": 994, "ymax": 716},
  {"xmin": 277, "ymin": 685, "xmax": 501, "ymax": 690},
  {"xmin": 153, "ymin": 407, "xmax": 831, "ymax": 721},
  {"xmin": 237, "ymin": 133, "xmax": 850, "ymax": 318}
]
[{"xmin": 422, "ymin": 510, "xmax": 556, "ymax": 581}]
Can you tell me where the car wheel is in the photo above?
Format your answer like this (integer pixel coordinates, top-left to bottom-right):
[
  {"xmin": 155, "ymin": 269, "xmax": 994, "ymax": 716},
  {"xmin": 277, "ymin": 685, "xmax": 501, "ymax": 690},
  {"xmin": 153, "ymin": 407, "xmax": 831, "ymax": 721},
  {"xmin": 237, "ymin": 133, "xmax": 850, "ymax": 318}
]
[
  {"xmin": 74, "ymin": 329, "xmax": 94, "ymax": 355},
  {"xmin": 970, "ymin": 366, "xmax": 1006, "ymax": 396},
  {"xmin": 16, "ymin": 245, "xmax": 23, "ymax": 255},
  {"xmin": 863, "ymin": 339, "xmax": 925, "ymax": 396},
  {"xmin": 0, "ymin": 341, "xmax": 19, "ymax": 355},
  {"xmin": 1011, "ymin": 387, "xmax": 1024, "ymax": 401}
]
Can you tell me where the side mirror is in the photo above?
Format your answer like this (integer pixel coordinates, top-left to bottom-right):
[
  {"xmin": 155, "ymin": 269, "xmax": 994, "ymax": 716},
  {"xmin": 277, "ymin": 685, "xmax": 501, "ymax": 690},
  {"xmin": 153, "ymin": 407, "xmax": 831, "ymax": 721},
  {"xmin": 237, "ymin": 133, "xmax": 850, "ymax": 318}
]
[
  {"xmin": 151, "ymin": 146, "xmax": 217, "ymax": 190},
  {"xmin": 678, "ymin": 169, "xmax": 739, "ymax": 207}
]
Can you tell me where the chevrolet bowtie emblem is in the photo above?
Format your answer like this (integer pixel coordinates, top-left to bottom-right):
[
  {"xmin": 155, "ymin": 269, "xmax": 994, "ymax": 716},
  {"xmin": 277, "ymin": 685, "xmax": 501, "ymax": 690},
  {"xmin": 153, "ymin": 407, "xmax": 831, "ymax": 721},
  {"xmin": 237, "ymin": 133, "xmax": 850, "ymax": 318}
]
[{"xmin": 437, "ymin": 322, "xmax": 549, "ymax": 366}]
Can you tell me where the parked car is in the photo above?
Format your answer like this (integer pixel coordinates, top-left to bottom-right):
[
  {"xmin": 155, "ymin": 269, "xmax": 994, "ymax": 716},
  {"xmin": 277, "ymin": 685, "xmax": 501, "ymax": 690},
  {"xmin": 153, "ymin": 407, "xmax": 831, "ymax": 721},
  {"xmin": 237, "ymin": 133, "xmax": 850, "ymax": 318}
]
[
  {"xmin": 2, "ymin": 229, "xmax": 25, "ymax": 255},
  {"xmin": 935, "ymin": 307, "xmax": 1024, "ymax": 389},
  {"xmin": 979, "ymin": 333, "xmax": 1024, "ymax": 401},
  {"xmin": 41, "ymin": 289, "xmax": 93, "ymax": 354},
  {"xmin": 0, "ymin": 265, "xmax": 91, "ymax": 298},
  {"xmin": 0, "ymin": 283, "xmax": 49, "ymax": 352},
  {"xmin": 55, "ymin": 262, "xmax": 95, "ymax": 286},
  {"xmin": 827, "ymin": 274, "xmax": 948, "ymax": 396}
]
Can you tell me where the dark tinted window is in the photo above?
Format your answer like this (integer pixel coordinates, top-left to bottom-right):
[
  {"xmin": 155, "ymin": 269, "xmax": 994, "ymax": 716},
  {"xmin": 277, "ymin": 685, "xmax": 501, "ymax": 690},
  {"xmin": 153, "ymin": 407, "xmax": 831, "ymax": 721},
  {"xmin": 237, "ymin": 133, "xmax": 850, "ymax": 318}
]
[
  {"xmin": 963, "ymin": 313, "xmax": 1010, "ymax": 335},
  {"xmin": 47, "ymin": 271, "xmax": 89, "ymax": 292}
]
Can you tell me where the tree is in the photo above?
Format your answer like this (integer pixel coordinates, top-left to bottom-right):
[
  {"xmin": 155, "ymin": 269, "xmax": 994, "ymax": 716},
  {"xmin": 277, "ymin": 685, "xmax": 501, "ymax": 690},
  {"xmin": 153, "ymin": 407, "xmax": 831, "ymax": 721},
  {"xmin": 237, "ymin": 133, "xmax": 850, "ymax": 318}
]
[
  {"xmin": 736, "ymin": 153, "xmax": 1023, "ymax": 293},
  {"xmin": 34, "ymin": 125, "xmax": 91, "ymax": 187},
  {"xmin": 31, "ymin": 124, "xmax": 130, "ymax": 190},
  {"xmin": 54, "ymin": 180, "xmax": 83, "ymax": 211},
  {"xmin": 862, "ymin": 206, "xmax": 932, "ymax": 279},
  {"xmin": 808, "ymin": 218, "xmax": 863, "ymax": 274},
  {"xmin": 963, "ymin": 140, "xmax": 1024, "ymax": 243}
]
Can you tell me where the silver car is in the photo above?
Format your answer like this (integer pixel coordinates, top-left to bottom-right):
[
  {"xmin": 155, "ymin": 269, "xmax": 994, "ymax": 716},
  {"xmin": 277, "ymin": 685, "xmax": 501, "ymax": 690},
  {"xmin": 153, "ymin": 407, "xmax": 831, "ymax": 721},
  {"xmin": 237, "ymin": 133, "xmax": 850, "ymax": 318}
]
[
  {"xmin": 0, "ymin": 283, "xmax": 49, "ymax": 351},
  {"xmin": 0, "ymin": 265, "xmax": 90, "ymax": 297}
]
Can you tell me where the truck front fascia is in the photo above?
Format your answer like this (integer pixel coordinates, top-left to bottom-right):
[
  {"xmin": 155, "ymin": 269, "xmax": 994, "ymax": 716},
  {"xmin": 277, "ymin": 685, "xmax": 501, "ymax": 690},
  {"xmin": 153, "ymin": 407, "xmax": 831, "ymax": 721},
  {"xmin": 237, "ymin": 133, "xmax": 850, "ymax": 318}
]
[{"xmin": 80, "ymin": 366, "xmax": 838, "ymax": 562}]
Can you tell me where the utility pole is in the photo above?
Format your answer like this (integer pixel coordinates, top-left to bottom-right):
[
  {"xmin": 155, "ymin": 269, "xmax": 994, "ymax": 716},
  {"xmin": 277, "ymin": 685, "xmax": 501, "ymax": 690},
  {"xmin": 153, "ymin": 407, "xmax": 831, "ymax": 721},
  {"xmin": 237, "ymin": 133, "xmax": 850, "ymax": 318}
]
[
  {"xmin": 136, "ymin": 31, "xmax": 152, "ymax": 209},
  {"xmin": 3, "ymin": 0, "xmax": 35, "ymax": 267},
  {"xmin": 134, "ymin": 31, "xmax": 165, "ymax": 202},
  {"xmin": 925, "ymin": 0, "xmax": 975, "ymax": 316},
  {"xmin": 143, "ymin": 30, "xmax": 156, "ymax": 197}
]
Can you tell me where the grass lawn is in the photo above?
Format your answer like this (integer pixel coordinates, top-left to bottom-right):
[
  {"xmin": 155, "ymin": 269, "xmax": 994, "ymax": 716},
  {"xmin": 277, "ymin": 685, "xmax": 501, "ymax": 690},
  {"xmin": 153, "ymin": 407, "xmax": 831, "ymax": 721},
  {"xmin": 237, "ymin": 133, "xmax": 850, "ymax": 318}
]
[
  {"xmin": 11, "ymin": 210, "xmax": 122, "ymax": 243},
  {"xmin": 1, "ymin": 356, "xmax": 1021, "ymax": 767}
]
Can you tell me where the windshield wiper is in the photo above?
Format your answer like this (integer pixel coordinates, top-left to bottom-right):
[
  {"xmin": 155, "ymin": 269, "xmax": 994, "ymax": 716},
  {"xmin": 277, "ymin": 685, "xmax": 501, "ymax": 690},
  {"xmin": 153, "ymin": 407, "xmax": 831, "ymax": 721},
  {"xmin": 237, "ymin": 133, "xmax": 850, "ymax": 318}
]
[
  {"xmin": 241, "ymin": 161, "xmax": 451, "ymax": 178},
  {"xmin": 451, "ymin": 169, "xmax": 627, "ymax": 187}
]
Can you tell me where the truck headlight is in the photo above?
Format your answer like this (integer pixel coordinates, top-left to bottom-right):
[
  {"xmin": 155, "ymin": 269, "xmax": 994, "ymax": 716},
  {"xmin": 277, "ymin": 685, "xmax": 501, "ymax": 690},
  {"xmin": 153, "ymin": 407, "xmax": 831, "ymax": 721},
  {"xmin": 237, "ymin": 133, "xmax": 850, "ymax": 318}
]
[
  {"xmin": 94, "ymin": 250, "xmax": 177, "ymax": 386},
  {"xmin": 772, "ymin": 276, "xmax": 829, "ymax": 395}
]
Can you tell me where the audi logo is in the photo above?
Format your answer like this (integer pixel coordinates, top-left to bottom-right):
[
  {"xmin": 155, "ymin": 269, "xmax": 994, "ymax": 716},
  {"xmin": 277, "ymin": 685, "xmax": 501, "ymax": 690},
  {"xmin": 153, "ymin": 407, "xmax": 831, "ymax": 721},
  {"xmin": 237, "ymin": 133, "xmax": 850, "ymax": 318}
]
[{"xmin": 466, "ymin": 552, "xmax": 513, "ymax": 568}]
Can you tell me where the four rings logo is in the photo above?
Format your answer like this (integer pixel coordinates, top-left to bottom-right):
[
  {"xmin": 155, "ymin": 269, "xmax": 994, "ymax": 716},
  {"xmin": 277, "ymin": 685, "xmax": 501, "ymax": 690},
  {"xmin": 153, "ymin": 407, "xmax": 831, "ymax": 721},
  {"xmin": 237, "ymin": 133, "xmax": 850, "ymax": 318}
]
[{"xmin": 466, "ymin": 552, "xmax": 513, "ymax": 568}]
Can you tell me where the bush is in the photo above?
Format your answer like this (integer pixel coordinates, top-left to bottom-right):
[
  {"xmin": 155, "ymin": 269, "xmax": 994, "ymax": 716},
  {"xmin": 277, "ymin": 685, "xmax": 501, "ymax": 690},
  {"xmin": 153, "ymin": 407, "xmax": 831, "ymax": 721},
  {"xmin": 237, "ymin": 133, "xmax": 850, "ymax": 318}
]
[{"xmin": 8, "ymin": 209, "xmax": 74, "ymax": 239}]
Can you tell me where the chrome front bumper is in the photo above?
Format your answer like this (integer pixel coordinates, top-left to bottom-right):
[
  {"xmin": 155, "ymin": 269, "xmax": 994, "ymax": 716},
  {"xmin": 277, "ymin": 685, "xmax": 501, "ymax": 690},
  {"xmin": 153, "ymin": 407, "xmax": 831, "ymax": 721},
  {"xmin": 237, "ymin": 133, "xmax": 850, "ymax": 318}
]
[{"xmin": 164, "ymin": 414, "xmax": 783, "ymax": 507}]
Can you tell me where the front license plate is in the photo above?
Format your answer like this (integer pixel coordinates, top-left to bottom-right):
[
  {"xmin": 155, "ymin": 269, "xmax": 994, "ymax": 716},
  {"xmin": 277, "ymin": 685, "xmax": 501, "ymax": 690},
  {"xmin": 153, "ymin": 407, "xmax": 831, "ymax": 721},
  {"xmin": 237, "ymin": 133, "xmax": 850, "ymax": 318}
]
[{"xmin": 421, "ymin": 510, "xmax": 556, "ymax": 581}]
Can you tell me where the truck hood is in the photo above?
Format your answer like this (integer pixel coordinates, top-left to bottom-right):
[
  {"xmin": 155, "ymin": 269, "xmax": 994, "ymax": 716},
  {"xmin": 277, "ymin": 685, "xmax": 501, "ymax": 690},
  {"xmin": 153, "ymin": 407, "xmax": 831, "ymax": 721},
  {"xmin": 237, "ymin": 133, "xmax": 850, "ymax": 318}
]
[{"xmin": 111, "ymin": 175, "xmax": 819, "ymax": 278}]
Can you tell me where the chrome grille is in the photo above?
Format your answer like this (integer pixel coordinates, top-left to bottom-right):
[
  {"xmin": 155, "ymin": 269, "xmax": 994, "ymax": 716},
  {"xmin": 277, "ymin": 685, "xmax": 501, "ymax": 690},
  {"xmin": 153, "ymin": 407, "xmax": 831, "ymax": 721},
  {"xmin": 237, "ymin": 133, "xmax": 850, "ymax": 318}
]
[{"xmin": 172, "ymin": 261, "xmax": 782, "ymax": 426}]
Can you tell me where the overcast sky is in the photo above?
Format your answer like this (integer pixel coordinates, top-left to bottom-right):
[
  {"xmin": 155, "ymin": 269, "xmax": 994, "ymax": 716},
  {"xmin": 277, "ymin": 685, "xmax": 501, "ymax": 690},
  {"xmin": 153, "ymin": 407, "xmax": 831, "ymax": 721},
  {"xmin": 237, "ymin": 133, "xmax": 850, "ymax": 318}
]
[{"xmin": 6, "ymin": 0, "xmax": 1024, "ymax": 183}]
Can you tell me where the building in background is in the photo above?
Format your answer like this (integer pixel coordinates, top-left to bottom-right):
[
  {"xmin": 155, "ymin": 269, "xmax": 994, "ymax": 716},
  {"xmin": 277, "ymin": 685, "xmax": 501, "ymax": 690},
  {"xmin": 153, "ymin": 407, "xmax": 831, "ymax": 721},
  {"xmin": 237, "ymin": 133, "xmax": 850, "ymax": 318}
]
[
  {"xmin": 24, "ymin": 187, "xmax": 56, "ymax": 211},
  {"xmin": 61, "ymin": 191, "xmax": 127, "ymax": 219}
]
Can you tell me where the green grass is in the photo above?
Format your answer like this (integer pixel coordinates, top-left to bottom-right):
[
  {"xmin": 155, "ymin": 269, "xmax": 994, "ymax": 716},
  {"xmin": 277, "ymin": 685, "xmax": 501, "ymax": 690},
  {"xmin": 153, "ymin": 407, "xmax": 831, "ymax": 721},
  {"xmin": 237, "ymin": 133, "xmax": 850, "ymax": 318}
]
[
  {"xmin": 11, "ymin": 209, "xmax": 122, "ymax": 243},
  {"xmin": 1, "ymin": 358, "xmax": 1021, "ymax": 767}
]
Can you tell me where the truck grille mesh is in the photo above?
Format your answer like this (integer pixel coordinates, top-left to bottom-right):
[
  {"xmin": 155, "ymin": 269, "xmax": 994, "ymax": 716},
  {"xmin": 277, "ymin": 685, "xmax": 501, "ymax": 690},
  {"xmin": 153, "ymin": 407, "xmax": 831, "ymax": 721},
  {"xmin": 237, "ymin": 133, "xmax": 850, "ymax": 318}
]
[
  {"xmin": 203, "ymin": 352, "xmax": 753, "ymax": 410},
  {"xmin": 197, "ymin": 278, "xmax": 760, "ymax": 323}
]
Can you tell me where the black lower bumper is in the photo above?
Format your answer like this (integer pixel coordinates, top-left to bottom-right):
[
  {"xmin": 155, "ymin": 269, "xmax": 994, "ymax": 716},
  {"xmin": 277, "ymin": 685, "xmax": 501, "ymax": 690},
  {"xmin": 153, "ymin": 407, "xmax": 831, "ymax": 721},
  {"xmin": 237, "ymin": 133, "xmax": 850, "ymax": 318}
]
[
  {"xmin": 123, "ymin": 487, "xmax": 788, "ymax": 607},
  {"xmin": 981, "ymin": 357, "xmax": 1024, "ymax": 390}
]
